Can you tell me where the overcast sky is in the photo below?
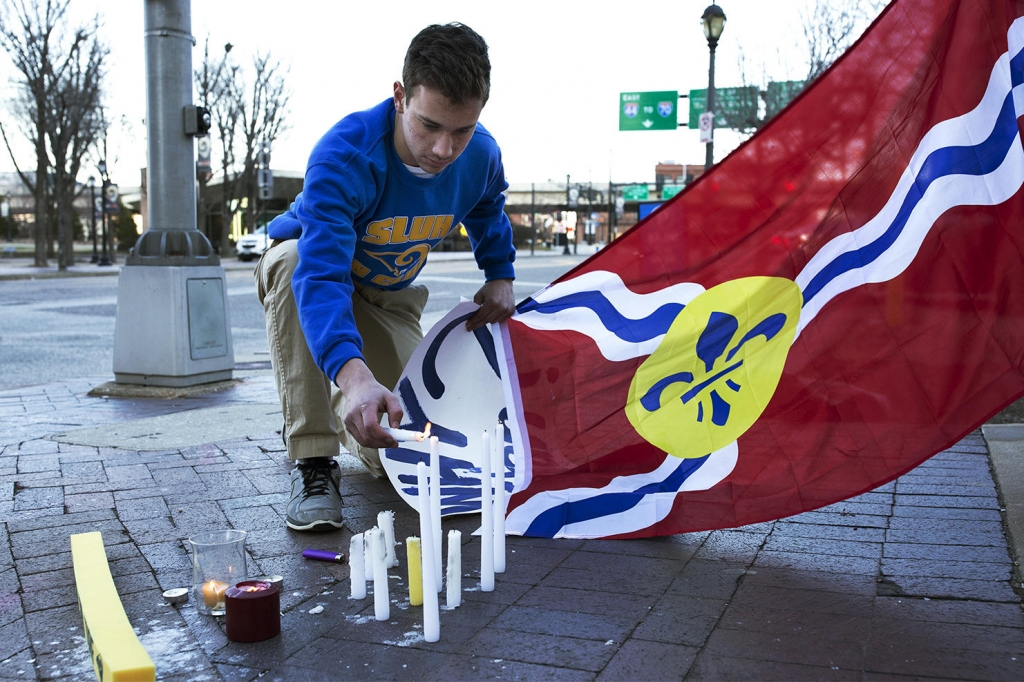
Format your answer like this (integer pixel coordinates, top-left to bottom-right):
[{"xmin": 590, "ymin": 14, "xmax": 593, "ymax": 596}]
[{"xmin": 1, "ymin": 0, "xmax": 879, "ymax": 188}]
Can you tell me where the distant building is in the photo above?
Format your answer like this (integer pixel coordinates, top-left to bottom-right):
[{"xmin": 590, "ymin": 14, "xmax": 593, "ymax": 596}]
[
  {"xmin": 503, "ymin": 161, "xmax": 706, "ymax": 249},
  {"xmin": 193, "ymin": 168, "xmax": 305, "ymax": 250},
  {"xmin": 0, "ymin": 171, "xmax": 141, "ymax": 240}
]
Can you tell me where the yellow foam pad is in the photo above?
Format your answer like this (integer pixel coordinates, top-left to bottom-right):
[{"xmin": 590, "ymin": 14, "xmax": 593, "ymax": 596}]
[{"xmin": 71, "ymin": 532, "xmax": 156, "ymax": 682}]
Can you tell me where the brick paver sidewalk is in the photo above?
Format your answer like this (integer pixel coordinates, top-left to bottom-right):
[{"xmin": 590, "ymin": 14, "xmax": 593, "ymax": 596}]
[{"xmin": 1, "ymin": 372, "xmax": 1022, "ymax": 680}]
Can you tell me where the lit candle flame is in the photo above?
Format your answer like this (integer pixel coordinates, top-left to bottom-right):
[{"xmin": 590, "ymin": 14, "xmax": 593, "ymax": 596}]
[{"xmin": 423, "ymin": 423, "xmax": 432, "ymax": 439}]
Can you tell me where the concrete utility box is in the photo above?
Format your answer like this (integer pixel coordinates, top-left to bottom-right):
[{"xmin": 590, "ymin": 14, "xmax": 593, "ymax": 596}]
[{"xmin": 113, "ymin": 265, "xmax": 234, "ymax": 386}]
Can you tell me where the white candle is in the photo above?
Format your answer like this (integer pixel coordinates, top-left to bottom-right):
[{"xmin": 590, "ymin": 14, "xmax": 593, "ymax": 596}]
[
  {"xmin": 368, "ymin": 527, "xmax": 389, "ymax": 621},
  {"xmin": 363, "ymin": 527, "xmax": 375, "ymax": 576},
  {"xmin": 349, "ymin": 532, "xmax": 366, "ymax": 599},
  {"xmin": 386, "ymin": 427, "xmax": 426, "ymax": 442},
  {"xmin": 480, "ymin": 430, "xmax": 495, "ymax": 592},
  {"xmin": 429, "ymin": 436, "xmax": 442, "ymax": 592},
  {"xmin": 417, "ymin": 462, "xmax": 440, "ymax": 641},
  {"xmin": 446, "ymin": 529, "xmax": 462, "ymax": 608},
  {"xmin": 378, "ymin": 510, "xmax": 397, "ymax": 568},
  {"xmin": 493, "ymin": 423, "xmax": 506, "ymax": 574}
]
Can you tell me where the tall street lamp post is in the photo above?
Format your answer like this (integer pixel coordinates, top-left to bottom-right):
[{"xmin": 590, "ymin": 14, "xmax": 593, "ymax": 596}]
[
  {"xmin": 702, "ymin": 3, "xmax": 727, "ymax": 169},
  {"xmin": 563, "ymin": 174, "xmax": 571, "ymax": 255},
  {"xmin": 88, "ymin": 176, "xmax": 98, "ymax": 263},
  {"xmin": 98, "ymin": 160, "xmax": 111, "ymax": 267}
]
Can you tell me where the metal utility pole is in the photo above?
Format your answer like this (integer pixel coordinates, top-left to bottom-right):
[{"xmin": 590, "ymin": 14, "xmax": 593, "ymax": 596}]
[{"xmin": 112, "ymin": 0, "xmax": 234, "ymax": 387}]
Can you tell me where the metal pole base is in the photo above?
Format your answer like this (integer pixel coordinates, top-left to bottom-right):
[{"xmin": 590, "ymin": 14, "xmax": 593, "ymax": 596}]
[{"xmin": 127, "ymin": 229, "xmax": 221, "ymax": 267}]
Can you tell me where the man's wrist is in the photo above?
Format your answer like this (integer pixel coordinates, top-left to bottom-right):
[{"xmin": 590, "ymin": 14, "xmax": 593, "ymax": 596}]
[{"xmin": 335, "ymin": 358, "xmax": 374, "ymax": 391}]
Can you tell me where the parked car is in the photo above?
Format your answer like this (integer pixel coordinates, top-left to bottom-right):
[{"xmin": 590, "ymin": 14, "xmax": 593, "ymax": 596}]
[{"xmin": 237, "ymin": 225, "xmax": 269, "ymax": 261}]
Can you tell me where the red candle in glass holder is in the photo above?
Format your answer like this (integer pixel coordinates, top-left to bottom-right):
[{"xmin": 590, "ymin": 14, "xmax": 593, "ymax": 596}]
[{"xmin": 225, "ymin": 580, "xmax": 280, "ymax": 642}]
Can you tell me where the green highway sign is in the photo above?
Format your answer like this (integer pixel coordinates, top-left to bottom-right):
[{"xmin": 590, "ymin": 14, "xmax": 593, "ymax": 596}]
[
  {"xmin": 661, "ymin": 185, "xmax": 685, "ymax": 200},
  {"xmin": 622, "ymin": 185, "xmax": 650, "ymax": 201},
  {"xmin": 765, "ymin": 80, "xmax": 806, "ymax": 118},
  {"xmin": 619, "ymin": 91, "xmax": 678, "ymax": 131},
  {"xmin": 687, "ymin": 86, "xmax": 758, "ymax": 128}
]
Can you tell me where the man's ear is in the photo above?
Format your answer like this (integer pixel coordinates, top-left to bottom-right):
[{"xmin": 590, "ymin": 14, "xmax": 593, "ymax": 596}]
[{"xmin": 393, "ymin": 81, "xmax": 406, "ymax": 113}]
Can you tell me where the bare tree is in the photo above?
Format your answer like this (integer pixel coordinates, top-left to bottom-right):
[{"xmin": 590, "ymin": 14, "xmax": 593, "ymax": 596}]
[
  {"xmin": 47, "ymin": 20, "xmax": 106, "ymax": 269},
  {"xmin": 196, "ymin": 42, "xmax": 289, "ymax": 257},
  {"xmin": 0, "ymin": 0, "xmax": 106, "ymax": 268},
  {"xmin": 195, "ymin": 38, "xmax": 233, "ymax": 251},
  {"xmin": 237, "ymin": 52, "xmax": 290, "ymax": 239},
  {"xmin": 0, "ymin": 0, "xmax": 65, "ymax": 266},
  {"xmin": 719, "ymin": 0, "xmax": 889, "ymax": 138},
  {"xmin": 802, "ymin": 0, "xmax": 888, "ymax": 82},
  {"xmin": 213, "ymin": 77, "xmax": 243, "ymax": 256}
]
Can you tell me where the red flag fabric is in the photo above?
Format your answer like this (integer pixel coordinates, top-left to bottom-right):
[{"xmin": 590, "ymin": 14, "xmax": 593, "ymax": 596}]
[{"xmin": 499, "ymin": 0, "xmax": 1024, "ymax": 538}]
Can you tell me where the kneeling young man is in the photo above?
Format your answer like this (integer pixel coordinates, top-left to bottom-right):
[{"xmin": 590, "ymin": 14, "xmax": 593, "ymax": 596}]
[{"xmin": 256, "ymin": 23, "xmax": 516, "ymax": 531}]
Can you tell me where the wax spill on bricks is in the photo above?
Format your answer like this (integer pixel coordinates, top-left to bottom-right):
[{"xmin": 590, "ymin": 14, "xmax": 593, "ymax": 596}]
[
  {"xmin": 137, "ymin": 627, "xmax": 206, "ymax": 674},
  {"xmin": 344, "ymin": 614, "xmax": 377, "ymax": 626},
  {"xmin": 40, "ymin": 635, "xmax": 93, "ymax": 679},
  {"xmin": 381, "ymin": 631, "xmax": 422, "ymax": 647}
]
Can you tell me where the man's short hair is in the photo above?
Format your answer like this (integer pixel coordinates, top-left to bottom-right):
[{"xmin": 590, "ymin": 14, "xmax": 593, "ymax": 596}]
[{"xmin": 403, "ymin": 23, "xmax": 490, "ymax": 105}]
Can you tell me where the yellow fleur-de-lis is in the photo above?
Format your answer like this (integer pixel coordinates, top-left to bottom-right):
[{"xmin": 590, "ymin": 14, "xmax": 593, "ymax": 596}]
[{"xmin": 627, "ymin": 277, "xmax": 802, "ymax": 459}]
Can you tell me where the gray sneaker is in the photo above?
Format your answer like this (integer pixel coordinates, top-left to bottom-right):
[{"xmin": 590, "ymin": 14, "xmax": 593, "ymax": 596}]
[{"xmin": 287, "ymin": 458, "xmax": 344, "ymax": 531}]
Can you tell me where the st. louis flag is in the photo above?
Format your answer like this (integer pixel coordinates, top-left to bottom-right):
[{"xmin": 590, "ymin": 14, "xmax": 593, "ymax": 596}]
[{"xmin": 498, "ymin": 0, "xmax": 1024, "ymax": 538}]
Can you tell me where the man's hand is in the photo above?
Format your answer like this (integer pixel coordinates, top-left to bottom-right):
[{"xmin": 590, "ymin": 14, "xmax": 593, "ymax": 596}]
[
  {"xmin": 466, "ymin": 278, "xmax": 515, "ymax": 332},
  {"xmin": 335, "ymin": 359, "xmax": 402, "ymax": 449}
]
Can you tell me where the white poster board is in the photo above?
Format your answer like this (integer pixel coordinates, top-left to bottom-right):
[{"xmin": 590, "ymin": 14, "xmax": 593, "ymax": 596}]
[{"xmin": 381, "ymin": 302, "xmax": 515, "ymax": 516}]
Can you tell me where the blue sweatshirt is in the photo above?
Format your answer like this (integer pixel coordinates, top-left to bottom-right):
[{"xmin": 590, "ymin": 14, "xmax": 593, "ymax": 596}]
[{"xmin": 267, "ymin": 98, "xmax": 516, "ymax": 383}]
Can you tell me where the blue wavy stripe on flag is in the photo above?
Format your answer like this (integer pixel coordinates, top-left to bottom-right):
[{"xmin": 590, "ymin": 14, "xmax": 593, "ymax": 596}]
[
  {"xmin": 801, "ymin": 88, "xmax": 1022, "ymax": 305},
  {"xmin": 505, "ymin": 444, "xmax": 739, "ymax": 539},
  {"xmin": 795, "ymin": 21, "xmax": 1024, "ymax": 334},
  {"xmin": 513, "ymin": 272, "xmax": 705, "ymax": 361},
  {"xmin": 522, "ymin": 454, "xmax": 709, "ymax": 537},
  {"xmin": 518, "ymin": 290, "xmax": 685, "ymax": 343}
]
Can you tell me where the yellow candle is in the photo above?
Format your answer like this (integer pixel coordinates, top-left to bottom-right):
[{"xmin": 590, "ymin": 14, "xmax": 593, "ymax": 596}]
[
  {"xmin": 202, "ymin": 579, "xmax": 228, "ymax": 608},
  {"xmin": 407, "ymin": 537, "xmax": 422, "ymax": 607}
]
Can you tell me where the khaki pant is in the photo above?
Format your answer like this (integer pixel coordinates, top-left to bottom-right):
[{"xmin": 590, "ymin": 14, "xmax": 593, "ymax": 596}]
[{"xmin": 255, "ymin": 239, "xmax": 428, "ymax": 476}]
